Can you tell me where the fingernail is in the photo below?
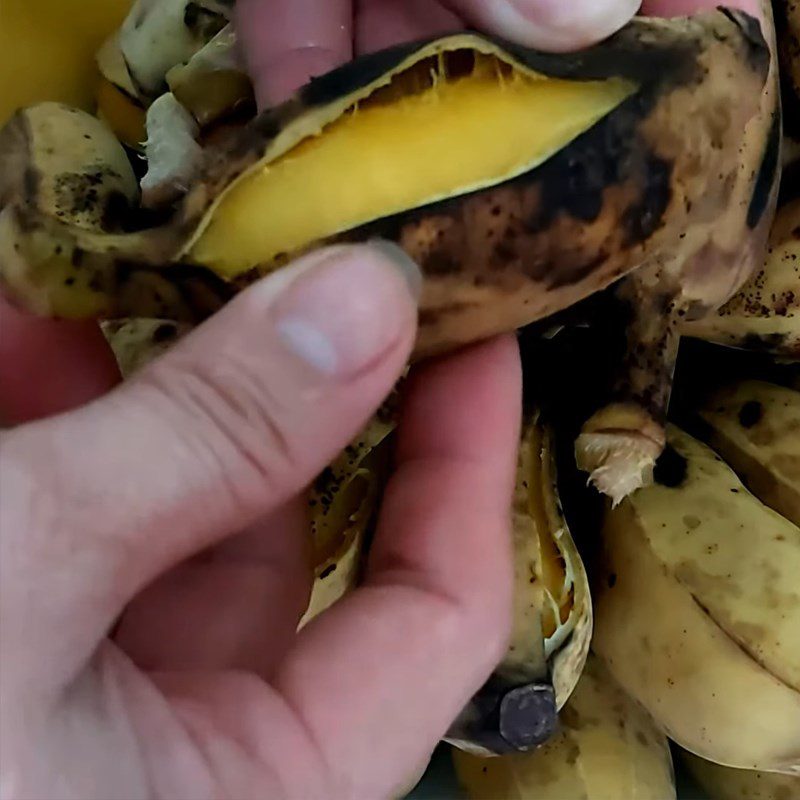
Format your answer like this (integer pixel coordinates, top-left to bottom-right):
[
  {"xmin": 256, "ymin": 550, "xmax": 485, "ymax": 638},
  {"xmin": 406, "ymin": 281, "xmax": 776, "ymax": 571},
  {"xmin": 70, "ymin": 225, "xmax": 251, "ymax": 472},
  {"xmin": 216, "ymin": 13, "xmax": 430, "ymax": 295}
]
[
  {"xmin": 495, "ymin": 0, "xmax": 640, "ymax": 49},
  {"xmin": 274, "ymin": 243, "xmax": 421, "ymax": 377}
]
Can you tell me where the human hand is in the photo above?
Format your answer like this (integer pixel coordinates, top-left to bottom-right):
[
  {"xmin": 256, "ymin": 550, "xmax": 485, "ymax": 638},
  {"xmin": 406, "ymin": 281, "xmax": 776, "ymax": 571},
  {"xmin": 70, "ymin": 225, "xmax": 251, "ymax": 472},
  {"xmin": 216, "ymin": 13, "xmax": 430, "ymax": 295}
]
[{"xmin": 0, "ymin": 1, "xmax": 763, "ymax": 799}]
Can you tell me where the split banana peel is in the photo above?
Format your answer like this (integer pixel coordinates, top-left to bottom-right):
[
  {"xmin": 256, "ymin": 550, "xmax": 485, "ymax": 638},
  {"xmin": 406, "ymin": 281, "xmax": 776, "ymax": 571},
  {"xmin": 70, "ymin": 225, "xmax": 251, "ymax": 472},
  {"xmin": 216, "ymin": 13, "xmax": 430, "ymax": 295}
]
[
  {"xmin": 453, "ymin": 653, "xmax": 677, "ymax": 800},
  {"xmin": 446, "ymin": 412, "xmax": 591, "ymax": 756},
  {"xmin": 593, "ymin": 424, "xmax": 800, "ymax": 774},
  {"xmin": 0, "ymin": 12, "xmax": 774, "ymax": 364}
]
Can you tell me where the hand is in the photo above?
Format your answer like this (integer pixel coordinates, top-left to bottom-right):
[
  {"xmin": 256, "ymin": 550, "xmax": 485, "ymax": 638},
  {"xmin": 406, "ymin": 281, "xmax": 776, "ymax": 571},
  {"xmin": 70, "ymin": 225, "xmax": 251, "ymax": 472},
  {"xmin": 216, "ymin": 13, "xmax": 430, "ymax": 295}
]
[{"xmin": 0, "ymin": 1, "xmax": 761, "ymax": 799}]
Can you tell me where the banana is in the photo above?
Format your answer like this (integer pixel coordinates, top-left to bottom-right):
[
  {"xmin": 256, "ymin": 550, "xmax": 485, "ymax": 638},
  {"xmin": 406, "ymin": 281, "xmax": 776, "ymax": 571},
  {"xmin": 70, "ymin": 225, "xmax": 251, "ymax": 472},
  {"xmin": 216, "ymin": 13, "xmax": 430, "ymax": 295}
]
[
  {"xmin": 0, "ymin": 102, "xmax": 138, "ymax": 230},
  {"xmin": 575, "ymin": 0, "xmax": 782, "ymax": 505},
  {"xmin": 698, "ymin": 379, "xmax": 800, "ymax": 526},
  {"xmin": 103, "ymin": 318, "xmax": 190, "ymax": 376},
  {"xmin": 166, "ymin": 25, "xmax": 254, "ymax": 130},
  {"xmin": 452, "ymin": 653, "xmax": 676, "ymax": 800},
  {"xmin": 300, "ymin": 404, "xmax": 397, "ymax": 628},
  {"xmin": 593, "ymin": 424, "xmax": 800, "ymax": 774},
  {"xmin": 684, "ymin": 195, "xmax": 800, "ymax": 358},
  {"xmin": 681, "ymin": 748, "xmax": 800, "ymax": 799},
  {"xmin": 0, "ymin": 0, "xmax": 133, "ymax": 124},
  {"xmin": 114, "ymin": 0, "xmax": 232, "ymax": 101},
  {"xmin": 447, "ymin": 413, "xmax": 592, "ymax": 756}
]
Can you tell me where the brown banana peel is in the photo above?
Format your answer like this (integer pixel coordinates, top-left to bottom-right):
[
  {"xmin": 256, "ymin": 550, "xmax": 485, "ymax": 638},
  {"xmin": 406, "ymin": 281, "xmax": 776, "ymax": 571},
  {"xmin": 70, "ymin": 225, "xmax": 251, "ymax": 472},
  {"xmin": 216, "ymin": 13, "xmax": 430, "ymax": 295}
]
[
  {"xmin": 0, "ymin": 10, "xmax": 773, "ymax": 372},
  {"xmin": 576, "ymin": 2, "xmax": 780, "ymax": 502}
]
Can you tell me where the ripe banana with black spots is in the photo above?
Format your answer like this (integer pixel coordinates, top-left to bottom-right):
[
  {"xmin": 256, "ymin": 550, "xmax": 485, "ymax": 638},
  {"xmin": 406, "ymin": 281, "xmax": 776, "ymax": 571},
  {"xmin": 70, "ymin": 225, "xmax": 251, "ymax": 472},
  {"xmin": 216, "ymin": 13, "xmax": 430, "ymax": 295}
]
[
  {"xmin": 698, "ymin": 378, "xmax": 800, "ymax": 525},
  {"xmin": 593, "ymin": 424, "xmax": 800, "ymax": 774},
  {"xmin": 684, "ymin": 195, "xmax": 800, "ymax": 358},
  {"xmin": 681, "ymin": 748, "xmax": 800, "ymax": 799},
  {"xmin": 447, "ymin": 412, "xmax": 592, "ymax": 756},
  {"xmin": 453, "ymin": 653, "xmax": 676, "ymax": 800}
]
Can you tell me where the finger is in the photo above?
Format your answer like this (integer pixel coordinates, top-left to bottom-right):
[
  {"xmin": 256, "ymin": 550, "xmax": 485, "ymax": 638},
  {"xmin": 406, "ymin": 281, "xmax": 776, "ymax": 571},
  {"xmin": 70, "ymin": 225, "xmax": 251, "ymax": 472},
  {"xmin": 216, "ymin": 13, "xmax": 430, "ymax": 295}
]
[
  {"xmin": 1, "ymin": 242, "xmax": 419, "ymax": 692},
  {"xmin": 442, "ymin": 0, "xmax": 641, "ymax": 50},
  {"xmin": 236, "ymin": 0, "xmax": 353, "ymax": 107},
  {"xmin": 640, "ymin": 0, "xmax": 761, "ymax": 15},
  {"xmin": 0, "ymin": 296, "xmax": 120, "ymax": 426},
  {"xmin": 273, "ymin": 336, "xmax": 521, "ymax": 798},
  {"xmin": 355, "ymin": 0, "xmax": 463, "ymax": 54},
  {"xmin": 116, "ymin": 499, "xmax": 312, "ymax": 677}
]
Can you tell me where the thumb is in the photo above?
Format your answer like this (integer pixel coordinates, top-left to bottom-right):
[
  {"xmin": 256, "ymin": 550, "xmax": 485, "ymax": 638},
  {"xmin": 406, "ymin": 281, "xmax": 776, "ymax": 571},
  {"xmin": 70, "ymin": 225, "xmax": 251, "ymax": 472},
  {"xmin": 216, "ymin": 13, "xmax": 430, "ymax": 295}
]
[
  {"xmin": 1, "ymin": 242, "xmax": 419, "ymax": 676},
  {"xmin": 443, "ymin": 0, "xmax": 641, "ymax": 50}
]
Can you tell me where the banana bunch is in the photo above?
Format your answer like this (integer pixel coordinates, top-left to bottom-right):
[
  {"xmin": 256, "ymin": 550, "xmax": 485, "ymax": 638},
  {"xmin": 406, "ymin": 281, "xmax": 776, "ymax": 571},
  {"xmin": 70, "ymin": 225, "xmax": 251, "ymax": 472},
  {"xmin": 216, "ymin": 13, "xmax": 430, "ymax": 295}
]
[
  {"xmin": 446, "ymin": 413, "xmax": 592, "ymax": 757},
  {"xmin": 453, "ymin": 653, "xmax": 677, "ymax": 799},
  {"xmin": 593, "ymin": 407, "xmax": 800, "ymax": 774},
  {"xmin": 681, "ymin": 748, "xmax": 800, "ymax": 799}
]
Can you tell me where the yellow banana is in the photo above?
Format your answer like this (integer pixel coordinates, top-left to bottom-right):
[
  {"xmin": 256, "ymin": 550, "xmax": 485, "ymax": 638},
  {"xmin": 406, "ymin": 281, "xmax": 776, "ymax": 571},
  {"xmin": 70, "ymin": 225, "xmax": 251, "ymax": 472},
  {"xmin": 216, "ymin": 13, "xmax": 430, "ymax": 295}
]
[
  {"xmin": 447, "ymin": 412, "xmax": 592, "ymax": 756},
  {"xmin": 453, "ymin": 653, "xmax": 676, "ymax": 800},
  {"xmin": 593, "ymin": 424, "xmax": 800, "ymax": 774},
  {"xmin": 681, "ymin": 748, "xmax": 800, "ymax": 799},
  {"xmin": 698, "ymin": 379, "xmax": 800, "ymax": 526}
]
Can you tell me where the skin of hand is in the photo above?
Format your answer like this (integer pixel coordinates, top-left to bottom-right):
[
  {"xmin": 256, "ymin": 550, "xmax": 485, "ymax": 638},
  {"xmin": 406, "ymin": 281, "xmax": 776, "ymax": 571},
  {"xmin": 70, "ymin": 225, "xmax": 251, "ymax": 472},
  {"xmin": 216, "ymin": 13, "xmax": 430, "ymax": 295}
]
[{"xmin": 0, "ymin": 1, "xmax": 762, "ymax": 798}]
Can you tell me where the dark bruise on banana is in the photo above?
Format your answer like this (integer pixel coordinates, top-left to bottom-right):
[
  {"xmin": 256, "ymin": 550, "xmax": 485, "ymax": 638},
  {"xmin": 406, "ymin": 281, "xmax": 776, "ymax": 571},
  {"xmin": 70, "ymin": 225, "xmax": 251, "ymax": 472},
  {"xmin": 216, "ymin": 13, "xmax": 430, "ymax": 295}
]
[{"xmin": 0, "ymin": 10, "xmax": 778, "ymax": 503}]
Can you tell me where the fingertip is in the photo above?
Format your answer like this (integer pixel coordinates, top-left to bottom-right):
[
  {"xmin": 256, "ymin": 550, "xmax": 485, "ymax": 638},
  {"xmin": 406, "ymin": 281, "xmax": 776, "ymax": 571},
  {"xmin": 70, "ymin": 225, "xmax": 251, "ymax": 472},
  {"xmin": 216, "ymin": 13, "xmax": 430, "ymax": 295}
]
[{"xmin": 446, "ymin": 0, "xmax": 640, "ymax": 50}]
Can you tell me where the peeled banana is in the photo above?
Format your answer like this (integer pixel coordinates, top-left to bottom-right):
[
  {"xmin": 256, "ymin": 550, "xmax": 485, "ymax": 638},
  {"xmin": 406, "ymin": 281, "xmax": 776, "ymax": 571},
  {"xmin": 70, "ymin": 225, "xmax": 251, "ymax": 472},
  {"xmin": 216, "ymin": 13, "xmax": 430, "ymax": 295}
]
[
  {"xmin": 452, "ymin": 653, "xmax": 676, "ymax": 800},
  {"xmin": 698, "ymin": 379, "xmax": 800, "ymax": 526},
  {"xmin": 593, "ymin": 424, "xmax": 800, "ymax": 774},
  {"xmin": 681, "ymin": 748, "xmax": 800, "ymax": 799},
  {"xmin": 447, "ymin": 412, "xmax": 592, "ymax": 756}
]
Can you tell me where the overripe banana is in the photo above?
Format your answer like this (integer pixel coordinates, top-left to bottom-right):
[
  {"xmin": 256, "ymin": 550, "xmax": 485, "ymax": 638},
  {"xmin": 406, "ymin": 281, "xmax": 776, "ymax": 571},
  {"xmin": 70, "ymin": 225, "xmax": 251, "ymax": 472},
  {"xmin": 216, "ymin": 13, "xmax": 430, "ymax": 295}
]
[
  {"xmin": 593, "ymin": 424, "xmax": 800, "ymax": 774},
  {"xmin": 681, "ymin": 748, "xmax": 800, "ymax": 799},
  {"xmin": 684, "ymin": 194, "xmax": 800, "ymax": 359},
  {"xmin": 452, "ymin": 653, "xmax": 676, "ymax": 800},
  {"xmin": 447, "ymin": 412, "xmax": 592, "ymax": 756},
  {"xmin": 0, "ymin": 12, "xmax": 774, "ymax": 375},
  {"xmin": 698, "ymin": 379, "xmax": 800, "ymax": 526},
  {"xmin": 575, "ymin": 1, "xmax": 782, "ymax": 504},
  {"xmin": 103, "ymin": 318, "xmax": 190, "ymax": 376}
]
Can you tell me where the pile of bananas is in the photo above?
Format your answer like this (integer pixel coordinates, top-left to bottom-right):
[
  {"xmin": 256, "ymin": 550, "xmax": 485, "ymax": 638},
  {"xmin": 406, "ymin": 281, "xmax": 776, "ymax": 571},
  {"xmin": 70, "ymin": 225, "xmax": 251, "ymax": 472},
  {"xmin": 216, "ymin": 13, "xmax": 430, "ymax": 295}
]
[{"xmin": 1, "ymin": 1, "xmax": 799, "ymax": 798}]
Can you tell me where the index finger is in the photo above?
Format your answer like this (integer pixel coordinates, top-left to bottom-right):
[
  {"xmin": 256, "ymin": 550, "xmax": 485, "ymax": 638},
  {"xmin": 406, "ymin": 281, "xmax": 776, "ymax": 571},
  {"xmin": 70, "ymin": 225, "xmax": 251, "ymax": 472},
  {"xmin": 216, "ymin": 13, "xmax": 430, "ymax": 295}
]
[
  {"xmin": 273, "ymin": 336, "xmax": 522, "ymax": 797},
  {"xmin": 235, "ymin": 0, "xmax": 353, "ymax": 107}
]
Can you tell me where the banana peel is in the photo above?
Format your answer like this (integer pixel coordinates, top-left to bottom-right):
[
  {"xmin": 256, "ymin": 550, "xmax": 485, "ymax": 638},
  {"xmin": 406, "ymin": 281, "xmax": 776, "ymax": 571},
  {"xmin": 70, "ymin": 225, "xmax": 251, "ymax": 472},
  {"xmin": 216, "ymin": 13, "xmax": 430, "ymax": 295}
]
[
  {"xmin": 681, "ymin": 748, "xmax": 800, "ymax": 799},
  {"xmin": 698, "ymin": 379, "xmax": 800, "ymax": 526},
  {"xmin": 593, "ymin": 425, "xmax": 800, "ymax": 774},
  {"xmin": 453, "ymin": 654, "xmax": 676, "ymax": 800},
  {"xmin": 685, "ymin": 193, "xmax": 800, "ymax": 359},
  {"xmin": 575, "ymin": 1, "xmax": 781, "ymax": 503},
  {"xmin": 0, "ymin": 11, "xmax": 773, "ymax": 368},
  {"xmin": 446, "ymin": 412, "xmax": 591, "ymax": 757}
]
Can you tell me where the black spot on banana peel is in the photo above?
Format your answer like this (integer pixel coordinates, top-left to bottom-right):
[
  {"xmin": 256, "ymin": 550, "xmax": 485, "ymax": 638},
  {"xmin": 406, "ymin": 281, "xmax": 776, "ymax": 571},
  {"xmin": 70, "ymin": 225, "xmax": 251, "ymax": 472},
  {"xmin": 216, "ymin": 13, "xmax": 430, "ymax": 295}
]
[
  {"xmin": 0, "ymin": 11, "xmax": 771, "ymax": 366},
  {"xmin": 576, "ymin": 5, "xmax": 780, "ymax": 504}
]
